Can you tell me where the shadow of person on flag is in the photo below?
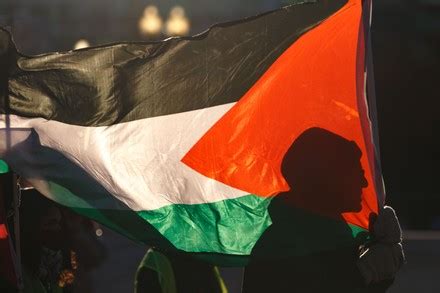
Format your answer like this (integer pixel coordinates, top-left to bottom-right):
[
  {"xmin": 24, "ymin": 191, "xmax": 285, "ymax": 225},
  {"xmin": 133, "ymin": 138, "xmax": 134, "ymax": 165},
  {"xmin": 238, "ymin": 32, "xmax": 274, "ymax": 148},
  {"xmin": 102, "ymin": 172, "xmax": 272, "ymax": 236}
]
[
  {"xmin": 279, "ymin": 127, "xmax": 367, "ymax": 220},
  {"xmin": 243, "ymin": 127, "xmax": 394, "ymax": 292}
]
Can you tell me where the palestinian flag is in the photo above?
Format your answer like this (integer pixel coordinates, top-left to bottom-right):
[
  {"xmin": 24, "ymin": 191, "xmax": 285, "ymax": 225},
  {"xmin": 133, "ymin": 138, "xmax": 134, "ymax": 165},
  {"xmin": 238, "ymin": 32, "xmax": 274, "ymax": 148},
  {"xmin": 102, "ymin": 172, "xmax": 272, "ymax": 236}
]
[{"xmin": 0, "ymin": 0, "xmax": 383, "ymax": 261}]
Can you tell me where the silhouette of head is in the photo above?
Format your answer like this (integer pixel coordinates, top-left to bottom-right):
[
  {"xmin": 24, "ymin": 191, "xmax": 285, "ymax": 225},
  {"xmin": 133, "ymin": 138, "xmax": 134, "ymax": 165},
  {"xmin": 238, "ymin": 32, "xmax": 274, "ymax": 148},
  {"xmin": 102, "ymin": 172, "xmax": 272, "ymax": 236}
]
[{"xmin": 281, "ymin": 127, "xmax": 368, "ymax": 218}]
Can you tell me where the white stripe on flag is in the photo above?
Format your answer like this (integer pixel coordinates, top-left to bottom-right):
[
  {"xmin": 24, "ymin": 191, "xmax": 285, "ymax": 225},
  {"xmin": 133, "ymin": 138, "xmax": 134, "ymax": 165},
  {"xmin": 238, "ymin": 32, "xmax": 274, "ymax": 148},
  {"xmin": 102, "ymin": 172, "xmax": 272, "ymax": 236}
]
[{"xmin": 1, "ymin": 103, "xmax": 250, "ymax": 211}]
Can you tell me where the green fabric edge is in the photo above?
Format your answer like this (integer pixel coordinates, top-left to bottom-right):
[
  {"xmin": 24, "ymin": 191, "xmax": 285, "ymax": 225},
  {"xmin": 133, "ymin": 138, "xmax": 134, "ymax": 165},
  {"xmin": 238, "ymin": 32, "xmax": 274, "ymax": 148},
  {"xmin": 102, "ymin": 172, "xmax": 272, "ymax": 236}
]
[{"xmin": 0, "ymin": 160, "xmax": 9, "ymax": 174}]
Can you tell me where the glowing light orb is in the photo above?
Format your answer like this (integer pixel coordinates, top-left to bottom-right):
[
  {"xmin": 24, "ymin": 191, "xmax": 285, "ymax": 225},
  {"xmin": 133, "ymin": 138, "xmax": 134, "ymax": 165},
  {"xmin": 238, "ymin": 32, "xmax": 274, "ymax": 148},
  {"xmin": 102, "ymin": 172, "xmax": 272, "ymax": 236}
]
[
  {"xmin": 73, "ymin": 39, "xmax": 90, "ymax": 50},
  {"xmin": 139, "ymin": 5, "xmax": 163, "ymax": 36},
  {"xmin": 165, "ymin": 6, "xmax": 190, "ymax": 36}
]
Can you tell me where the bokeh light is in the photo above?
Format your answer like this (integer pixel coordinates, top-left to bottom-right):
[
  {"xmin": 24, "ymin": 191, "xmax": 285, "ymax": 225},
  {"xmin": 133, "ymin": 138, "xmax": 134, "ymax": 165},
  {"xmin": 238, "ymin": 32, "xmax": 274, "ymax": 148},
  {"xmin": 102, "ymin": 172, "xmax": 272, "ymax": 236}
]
[
  {"xmin": 165, "ymin": 6, "xmax": 190, "ymax": 36},
  {"xmin": 73, "ymin": 39, "xmax": 90, "ymax": 50},
  {"xmin": 139, "ymin": 5, "xmax": 163, "ymax": 36}
]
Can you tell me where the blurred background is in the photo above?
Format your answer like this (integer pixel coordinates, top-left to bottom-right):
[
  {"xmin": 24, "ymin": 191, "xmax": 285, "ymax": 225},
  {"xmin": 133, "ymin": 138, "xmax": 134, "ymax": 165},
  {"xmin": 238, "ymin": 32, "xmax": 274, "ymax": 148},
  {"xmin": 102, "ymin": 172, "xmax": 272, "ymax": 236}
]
[{"xmin": 0, "ymin": 0, "xmax": 439, "ymax": 292}]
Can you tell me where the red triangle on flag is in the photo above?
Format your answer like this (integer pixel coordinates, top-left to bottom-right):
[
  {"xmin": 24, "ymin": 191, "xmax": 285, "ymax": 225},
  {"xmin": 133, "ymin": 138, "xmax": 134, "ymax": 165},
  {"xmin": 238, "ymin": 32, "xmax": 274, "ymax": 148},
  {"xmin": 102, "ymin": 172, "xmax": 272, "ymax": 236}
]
[{"xmin": 182, "ymin": 0, "xmax": 377, "ymax": 229}]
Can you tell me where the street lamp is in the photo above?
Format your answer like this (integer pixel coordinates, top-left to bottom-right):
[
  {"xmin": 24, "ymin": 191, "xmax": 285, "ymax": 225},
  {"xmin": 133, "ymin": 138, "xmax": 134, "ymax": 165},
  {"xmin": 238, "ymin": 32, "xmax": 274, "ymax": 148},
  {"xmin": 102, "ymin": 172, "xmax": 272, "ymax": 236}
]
[{"xmin": 138, "ymin": 5, "xmax": 163, "ymax": 36}]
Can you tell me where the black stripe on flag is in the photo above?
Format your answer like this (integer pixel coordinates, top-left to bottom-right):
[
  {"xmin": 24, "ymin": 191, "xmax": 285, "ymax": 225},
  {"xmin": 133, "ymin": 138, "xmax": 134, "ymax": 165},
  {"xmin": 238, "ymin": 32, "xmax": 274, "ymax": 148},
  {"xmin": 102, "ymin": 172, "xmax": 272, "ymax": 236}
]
[{"xmin": 3, "ymin": 0, "xmax": 346, "ymax": 126}]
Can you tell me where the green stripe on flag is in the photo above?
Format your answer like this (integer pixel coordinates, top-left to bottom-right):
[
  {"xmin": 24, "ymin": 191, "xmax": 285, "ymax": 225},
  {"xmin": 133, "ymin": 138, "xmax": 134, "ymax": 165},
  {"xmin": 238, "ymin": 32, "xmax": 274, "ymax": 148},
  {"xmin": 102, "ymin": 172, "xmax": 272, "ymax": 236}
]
[{"xmin": 138, "ymin": 194, "xmax": 272, "ymax": 255}]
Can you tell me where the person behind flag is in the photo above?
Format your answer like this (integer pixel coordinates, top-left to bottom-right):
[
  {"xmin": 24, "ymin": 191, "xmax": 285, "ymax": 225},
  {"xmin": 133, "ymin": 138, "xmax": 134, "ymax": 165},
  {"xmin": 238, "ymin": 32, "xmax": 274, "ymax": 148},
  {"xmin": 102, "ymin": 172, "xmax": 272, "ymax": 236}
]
[
  {"xmin": 19, "ymin": 189, "xmax": 107, "ymax": 293},
  {"xmin": 243, "ymin": 128, "xmax": 404, "ymax": 292},
  {"xmin": 20, "ymin": 190, "xmax": 69, "ymax": 293}
]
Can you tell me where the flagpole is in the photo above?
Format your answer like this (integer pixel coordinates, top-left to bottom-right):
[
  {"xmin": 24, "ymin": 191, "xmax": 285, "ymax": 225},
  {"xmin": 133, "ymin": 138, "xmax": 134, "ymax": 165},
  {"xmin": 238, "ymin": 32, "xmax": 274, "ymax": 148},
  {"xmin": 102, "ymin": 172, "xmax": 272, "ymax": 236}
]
[
  {"xmin": 369, "ymin": 1, "xmax": 386, "ymax": 208},
  {"xmin": 362, "ymin": 0, "xmax": 386, "ymax": 209}
]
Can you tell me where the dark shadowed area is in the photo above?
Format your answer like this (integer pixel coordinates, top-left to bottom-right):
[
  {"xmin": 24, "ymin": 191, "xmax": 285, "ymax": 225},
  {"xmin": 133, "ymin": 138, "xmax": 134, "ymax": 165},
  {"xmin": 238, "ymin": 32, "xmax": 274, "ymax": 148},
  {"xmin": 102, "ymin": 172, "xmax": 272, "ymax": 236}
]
[{"xmin": 0, "ymin": 0, "xmax": 438, "ymax": 292}]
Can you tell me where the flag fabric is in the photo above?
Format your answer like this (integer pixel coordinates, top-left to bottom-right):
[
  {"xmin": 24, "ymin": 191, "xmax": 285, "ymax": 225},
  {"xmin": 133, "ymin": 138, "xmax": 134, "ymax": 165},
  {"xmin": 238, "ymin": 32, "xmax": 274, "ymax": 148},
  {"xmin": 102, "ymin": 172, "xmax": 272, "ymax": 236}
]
[
  {"xmin": 0, "ymin": 160, "xmax": 8, "ymax": 174},
  {"xmin": 0, "ymin": 0, "xmax": 381, "ymax": 260}
]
